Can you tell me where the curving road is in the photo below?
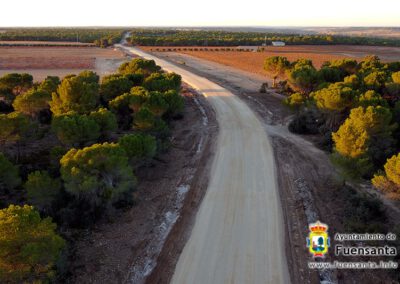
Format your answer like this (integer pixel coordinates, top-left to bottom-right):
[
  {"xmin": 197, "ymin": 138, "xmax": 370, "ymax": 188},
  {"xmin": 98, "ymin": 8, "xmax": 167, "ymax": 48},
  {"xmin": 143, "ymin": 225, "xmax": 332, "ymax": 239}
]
[{"xmin": 117, "ymin": 45, "xmax": 290, "ymax": 284}]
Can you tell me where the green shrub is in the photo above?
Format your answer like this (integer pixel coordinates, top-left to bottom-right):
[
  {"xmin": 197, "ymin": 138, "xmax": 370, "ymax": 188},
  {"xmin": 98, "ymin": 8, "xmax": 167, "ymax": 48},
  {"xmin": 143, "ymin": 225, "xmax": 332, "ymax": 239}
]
[
  {"xmin": 164, "ymin": 90, "xmax": 184, "ymax": 117},
  {"xmin": 51, "ymin": 113, "xmax": 100, "ymax": 146},
  {"xmin": 0, "ymin": 153, "xmax": 21, "ymax": 194},
  {"xmin": 89, "ymin": 108, "xmax": 118, "ymax": 137},
  {"xmin": 118, "ymin": 134, "xmax": 157, "ymax": 162},
  {"xmin": 60, "ymin": 143, "xmax": 136, "ymax": 213},
  {"xmin": 0, "ymin": 205, "xmax": 65, "ymax": 283},
  {"xmin": 133, "ymin": 107, "xmax": 156, "ymax": 130},
  {"xmin": 25, "ymin": 171, "xmax": 61, "ymax": 212}
]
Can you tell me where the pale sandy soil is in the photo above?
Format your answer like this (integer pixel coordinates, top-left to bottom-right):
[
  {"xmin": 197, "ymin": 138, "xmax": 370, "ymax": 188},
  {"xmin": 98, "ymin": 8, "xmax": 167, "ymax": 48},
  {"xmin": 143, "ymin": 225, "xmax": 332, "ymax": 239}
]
[
  {"xmin": 59, "ymin": 42, "xmax": 399, "ymax": 283},
  {"xmin": 119, "ymin": 46, "xmax": 290, "ymax": 283},
  {"xmin": 143, "ymin": 51, "xmax": 398, "ymax": 284}
]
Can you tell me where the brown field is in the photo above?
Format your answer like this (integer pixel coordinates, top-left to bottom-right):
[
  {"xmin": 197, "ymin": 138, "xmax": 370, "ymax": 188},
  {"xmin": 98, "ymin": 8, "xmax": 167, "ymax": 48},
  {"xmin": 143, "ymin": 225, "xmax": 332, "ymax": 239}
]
[
  {"xmin": 0, "ymin": 40, "xmax": 94, "ymax": 46},
  {"xmin": 140, "ymin": 45, "xmax": 400, "ymax": 77},
  {"xmin": 0, "ymin": 46, "xmax": 129, "ymax": 81}
]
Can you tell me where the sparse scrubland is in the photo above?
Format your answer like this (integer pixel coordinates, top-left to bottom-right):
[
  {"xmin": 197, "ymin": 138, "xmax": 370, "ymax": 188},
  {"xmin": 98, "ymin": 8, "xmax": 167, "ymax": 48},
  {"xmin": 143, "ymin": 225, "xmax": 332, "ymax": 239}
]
[{"xmin": 0, "ymin": 58, "xmax": 184, "ymax": 282}]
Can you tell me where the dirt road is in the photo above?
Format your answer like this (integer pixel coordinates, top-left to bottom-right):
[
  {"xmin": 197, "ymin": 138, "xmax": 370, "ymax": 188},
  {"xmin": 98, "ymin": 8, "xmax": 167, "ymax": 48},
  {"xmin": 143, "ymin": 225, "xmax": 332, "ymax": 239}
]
[{"xmin": 117, "ymin": 45, "xmax": 290, "ymax": 284}]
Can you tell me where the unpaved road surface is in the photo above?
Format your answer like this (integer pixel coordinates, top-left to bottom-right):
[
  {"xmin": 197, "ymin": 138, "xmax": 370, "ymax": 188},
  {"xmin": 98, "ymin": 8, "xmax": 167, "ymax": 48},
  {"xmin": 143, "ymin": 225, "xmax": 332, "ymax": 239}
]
[
  {"xmin": 117, "ymin": 45, "xmax": 290, "ymax": 284},
  {"xmin": 149, "ymin": 51, "xmax": 400, "ymax": 284}
]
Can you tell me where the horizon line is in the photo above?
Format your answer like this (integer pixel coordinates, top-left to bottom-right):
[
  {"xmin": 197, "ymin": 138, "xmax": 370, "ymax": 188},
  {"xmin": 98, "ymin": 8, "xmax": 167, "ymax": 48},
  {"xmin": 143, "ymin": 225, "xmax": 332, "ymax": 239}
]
[{"xmin": 1, "ymin": 25, "xmax": 400, "ymax": 29}]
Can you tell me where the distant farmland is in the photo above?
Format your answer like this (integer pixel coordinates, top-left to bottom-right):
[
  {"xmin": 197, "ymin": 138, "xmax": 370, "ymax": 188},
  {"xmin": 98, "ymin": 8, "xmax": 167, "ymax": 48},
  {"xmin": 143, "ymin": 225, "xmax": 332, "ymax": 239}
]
[
  {"xmin": 140, "ymin": 45, "xmax": 400, "ymax": 76},
  {"xmin": 0, "ymin": 46, "xmax": 128, "ymax": 81},
  {"xmin": 0, "ymin": 40, "xmax": 94, "ymax": 47}
]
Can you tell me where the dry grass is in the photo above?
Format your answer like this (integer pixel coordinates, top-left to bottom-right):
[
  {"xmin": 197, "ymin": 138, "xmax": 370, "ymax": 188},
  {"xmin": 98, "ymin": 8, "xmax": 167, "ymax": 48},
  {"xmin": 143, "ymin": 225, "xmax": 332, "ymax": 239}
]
[{"xmin": 140, "ymin": 45, "xmax": 400, "ymax": 76}]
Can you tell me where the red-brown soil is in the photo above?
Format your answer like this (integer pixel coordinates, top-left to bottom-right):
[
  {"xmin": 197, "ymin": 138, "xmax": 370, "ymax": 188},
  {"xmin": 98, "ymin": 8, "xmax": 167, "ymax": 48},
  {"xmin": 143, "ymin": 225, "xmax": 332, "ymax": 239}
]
[
  {"xmin": 0, "ymin": 46, "xmax": 129, "ymax": 81},
  {"xmin": 140, "ymin": 45, "xmax": 400, "ymax": 76},
  {"xmin": 0, "ymin": 46, "xmax": 124, "ymax": 69},
  {"xmin": 0, "ymin": 40, "xmax": 94, "ymax": 46}
]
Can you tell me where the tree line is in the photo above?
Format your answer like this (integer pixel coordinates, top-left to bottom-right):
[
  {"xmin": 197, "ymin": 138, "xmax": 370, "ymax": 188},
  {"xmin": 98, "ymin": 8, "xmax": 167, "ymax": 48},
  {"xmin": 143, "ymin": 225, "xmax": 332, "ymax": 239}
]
[
  {"xmin": 4, "ymin": 28, "xmax": 399, "ymax": 48},
  {"xmin": 0, "ymin": 28, "xmax": 125, "ymax": 47},
  {"xmin": 264, "ymin": 55, "xmax": 400, "ymax": 198},
  {"xmin": 127, "ymin": 29, "xmax": 400, "ymax": 47},
  {"xmin": 0, "ymin": 59, "xmax": 184, "ymax": 282}
]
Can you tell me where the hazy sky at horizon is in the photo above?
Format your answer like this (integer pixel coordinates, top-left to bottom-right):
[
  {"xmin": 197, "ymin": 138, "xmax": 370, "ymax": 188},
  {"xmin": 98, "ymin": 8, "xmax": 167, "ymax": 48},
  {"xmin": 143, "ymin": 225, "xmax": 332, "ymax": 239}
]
[{"xmin": 1, "ymin": 0, "xmax": 399, "ymax": 27}]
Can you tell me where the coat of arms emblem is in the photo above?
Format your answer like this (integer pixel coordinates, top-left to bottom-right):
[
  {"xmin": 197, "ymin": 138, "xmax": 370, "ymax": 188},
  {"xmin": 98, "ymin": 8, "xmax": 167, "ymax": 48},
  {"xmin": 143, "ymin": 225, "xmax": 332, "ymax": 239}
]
[{"xmin": 306, "ymin": 221, "xmax": 330, "ymax": 258}]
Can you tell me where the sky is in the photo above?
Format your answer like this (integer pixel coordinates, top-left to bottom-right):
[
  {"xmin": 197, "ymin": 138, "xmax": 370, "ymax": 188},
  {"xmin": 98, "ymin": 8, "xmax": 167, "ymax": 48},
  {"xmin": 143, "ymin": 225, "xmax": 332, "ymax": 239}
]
[{"xmin": 1, "ymin": 0, "xmax": 399, "ymax": 27}]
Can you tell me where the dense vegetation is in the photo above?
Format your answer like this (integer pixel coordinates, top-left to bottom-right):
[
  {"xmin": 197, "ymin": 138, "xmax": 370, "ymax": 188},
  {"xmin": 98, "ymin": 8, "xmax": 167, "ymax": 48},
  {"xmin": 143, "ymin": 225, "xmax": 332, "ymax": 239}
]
[
  {"xmin": 0, "ymin": 58, "xmax": 184, "ymax": 282},
  {"xmin": 0, "ymin": 205, "xmax": 65, "ymax": 282},
  {"xmin": 128, "ymin": 29, "xmax": 400, "ymax": 47},
  {"xmin": 0, "ymin": 28, "xmax": 125, "ymax": 47},
  {"xmin": 268, "ymin": 56, "xmax": 400, "ymax": 279},
  {"xmin": 265, "ymin": 55, "xmax": 400, "ymax": 198}
]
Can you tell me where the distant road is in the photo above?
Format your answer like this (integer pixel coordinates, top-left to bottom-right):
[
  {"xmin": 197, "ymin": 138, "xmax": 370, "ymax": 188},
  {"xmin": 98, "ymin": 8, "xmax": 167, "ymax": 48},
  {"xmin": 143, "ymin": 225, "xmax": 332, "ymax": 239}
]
[{"xmin": 117, "ymin": 45, "xmax": 290, "ymax": 284}]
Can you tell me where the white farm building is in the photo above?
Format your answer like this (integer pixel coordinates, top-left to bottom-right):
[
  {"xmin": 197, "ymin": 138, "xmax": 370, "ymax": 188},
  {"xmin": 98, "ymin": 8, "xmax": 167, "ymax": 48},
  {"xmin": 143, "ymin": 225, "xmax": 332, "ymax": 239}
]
[{"xmin": 272, "ymin": 41, "xmax": 286, "ymax": 47}]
